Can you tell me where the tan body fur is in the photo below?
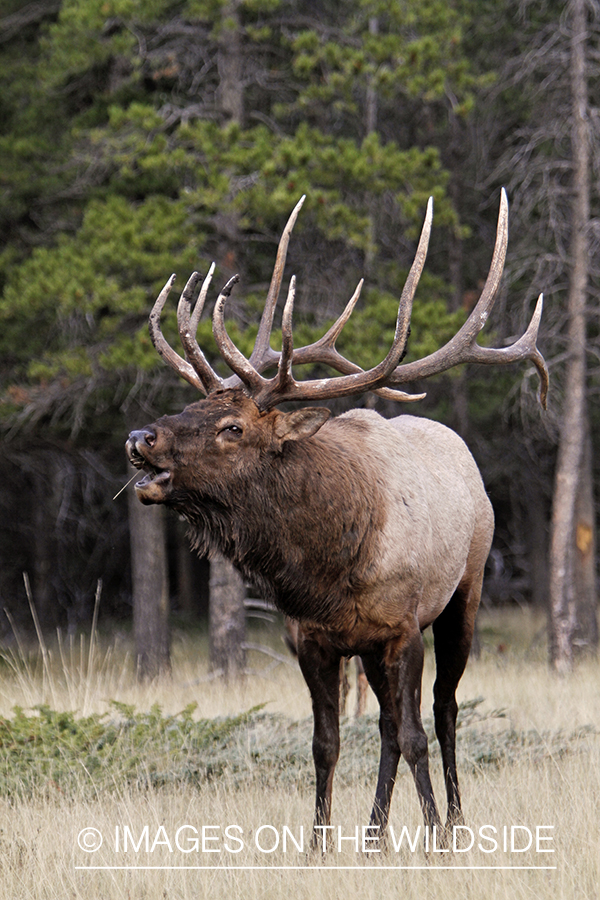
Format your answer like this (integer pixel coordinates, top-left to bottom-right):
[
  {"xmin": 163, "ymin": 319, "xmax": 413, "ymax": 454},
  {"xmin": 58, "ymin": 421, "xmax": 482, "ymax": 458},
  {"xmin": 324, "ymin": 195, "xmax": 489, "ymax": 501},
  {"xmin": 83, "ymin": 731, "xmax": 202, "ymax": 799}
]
[{"xmin": 314, "ymin": 409, "xmax": 493, "ymax": 642}]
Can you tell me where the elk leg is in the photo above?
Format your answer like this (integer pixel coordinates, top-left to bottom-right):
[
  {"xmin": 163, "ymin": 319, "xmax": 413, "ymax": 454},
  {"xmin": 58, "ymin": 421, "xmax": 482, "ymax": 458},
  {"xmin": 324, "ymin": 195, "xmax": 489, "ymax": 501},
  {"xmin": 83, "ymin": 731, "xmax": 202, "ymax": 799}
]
[
  {"xmin": 355, "ymin": 657, "xmax": 368, "ymax": 717},
  {"xmin": 296, "ymin": 630, "xmax": 342, "ymax": 838},
  {"xmin": 432, "ymin": 577, "xmax": 482, "ymax": 827},
  {"xmin": 359, "ymin": 651, "xmax": 401, "ymax": 834},
  {"xmin": 339, "ymin": 658, "xmax": 351, "ymax": 715},
  {"xmin": 385, "ymin": 626, "xmax": 442, "ymax": 831}
]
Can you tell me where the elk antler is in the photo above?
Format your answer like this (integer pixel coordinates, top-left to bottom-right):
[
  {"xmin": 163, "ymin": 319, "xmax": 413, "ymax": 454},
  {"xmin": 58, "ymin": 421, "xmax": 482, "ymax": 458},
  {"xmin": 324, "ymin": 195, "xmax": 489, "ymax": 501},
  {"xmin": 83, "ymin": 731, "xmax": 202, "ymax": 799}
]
[{"xmin": 148, "ymin": 190, "xmax": 549, "ymax": 410}]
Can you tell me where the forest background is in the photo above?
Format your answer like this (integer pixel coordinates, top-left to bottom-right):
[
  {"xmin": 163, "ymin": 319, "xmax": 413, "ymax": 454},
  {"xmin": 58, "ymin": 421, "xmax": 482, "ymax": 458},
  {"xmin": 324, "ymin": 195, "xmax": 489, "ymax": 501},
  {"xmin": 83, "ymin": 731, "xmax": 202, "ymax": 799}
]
[{"xmin": 0, "ymin": 0, "xmax": 598, "ymax": 673}]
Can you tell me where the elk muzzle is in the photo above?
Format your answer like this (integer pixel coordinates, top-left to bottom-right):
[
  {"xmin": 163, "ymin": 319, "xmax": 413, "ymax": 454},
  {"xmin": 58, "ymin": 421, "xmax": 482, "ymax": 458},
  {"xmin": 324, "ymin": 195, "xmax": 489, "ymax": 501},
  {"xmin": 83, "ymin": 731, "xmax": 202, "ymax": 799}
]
[{"xmin": 126, "ymin": 428, "xmax": 172, "ymax": 505}]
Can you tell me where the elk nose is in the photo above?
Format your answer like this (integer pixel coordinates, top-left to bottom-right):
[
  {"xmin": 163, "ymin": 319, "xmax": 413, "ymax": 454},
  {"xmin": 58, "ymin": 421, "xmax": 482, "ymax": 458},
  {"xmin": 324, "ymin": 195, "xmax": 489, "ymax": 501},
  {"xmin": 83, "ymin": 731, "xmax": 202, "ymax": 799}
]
[{"xmin": 128, "ymin": 429, "xmax": 156, "ymax": 448}]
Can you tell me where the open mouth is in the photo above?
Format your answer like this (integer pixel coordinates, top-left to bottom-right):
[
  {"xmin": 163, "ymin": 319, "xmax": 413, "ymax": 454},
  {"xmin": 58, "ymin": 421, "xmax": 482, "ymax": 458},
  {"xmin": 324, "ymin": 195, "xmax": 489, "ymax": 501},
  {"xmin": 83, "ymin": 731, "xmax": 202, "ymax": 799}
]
[
  {"xmin": 135, "ymin": 465, "xmax": 171, "ymax": 490},
  {"xmin": 126, "ymin": 444, "xmax": 171, "ymax": 493}
]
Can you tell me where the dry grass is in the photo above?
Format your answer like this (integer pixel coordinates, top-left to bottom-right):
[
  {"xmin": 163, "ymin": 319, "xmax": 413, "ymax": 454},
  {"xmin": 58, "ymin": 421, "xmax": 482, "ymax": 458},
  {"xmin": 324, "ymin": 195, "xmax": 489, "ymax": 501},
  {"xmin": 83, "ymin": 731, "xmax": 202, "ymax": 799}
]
[{"xmin": 0, "ymin": 607, "xmax": 598, "ymax": 900}]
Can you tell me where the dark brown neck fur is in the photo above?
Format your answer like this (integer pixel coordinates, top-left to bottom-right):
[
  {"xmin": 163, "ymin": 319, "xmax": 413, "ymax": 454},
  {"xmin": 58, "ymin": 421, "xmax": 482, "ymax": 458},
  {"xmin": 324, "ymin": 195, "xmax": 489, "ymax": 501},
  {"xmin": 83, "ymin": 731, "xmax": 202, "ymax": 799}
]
[{"xmin": 168, "ymin": 424, "xmax": 385, "ymax": 626}]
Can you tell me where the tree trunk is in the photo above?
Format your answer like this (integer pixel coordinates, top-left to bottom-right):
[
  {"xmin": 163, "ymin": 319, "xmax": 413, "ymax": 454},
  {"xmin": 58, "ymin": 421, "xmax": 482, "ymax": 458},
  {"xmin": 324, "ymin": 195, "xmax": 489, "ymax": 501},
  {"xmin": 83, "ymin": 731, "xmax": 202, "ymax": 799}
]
[
  {"xmin": 447, "ymin": 109, "xmax": 471, "ymax": 442},
  {"xmin": 364, "ymin": 16, "xmax": 378, "ymax": 275},
  {"xmin": 175, "ymin": 521, "xmax": 211, "ymax": 620},
  {"xmin": 365, "ymin": 17, "xmax": 378, "ymax": 136},
  {"xmin": 207, "ymin": 1, "xmax": 247, "ymax": 678},
  {"xmin": 127, "ymin": 471, "xmax": 171, "ymax": 681},
  {"xmin": 214, "ymin": 1, "xmax": 244, "ymax": 283},
  {"xmin": 32, "ymin": 462, "xmax": 55, "ymax": 626},
  {"xmin": 523, "ymin": 471, "xmax": 550, "ymax": 609},
  {"xmin": 548, "ymin": 0, "xmax": 597, "ymax": 671},
  {"xmin": 572, "ymin": 420, "xmax": 598, "ymax": 652},
  {"xmin": 217, "ymin": 1, "xmax": 243, "ymax": 125},
  {"xmin": 176, "ymin": 518, "xmax": 196, "ymax": 618},
  {"xmin": 209, "ymin": 552, "xmax": 246, "ymax": 679}
]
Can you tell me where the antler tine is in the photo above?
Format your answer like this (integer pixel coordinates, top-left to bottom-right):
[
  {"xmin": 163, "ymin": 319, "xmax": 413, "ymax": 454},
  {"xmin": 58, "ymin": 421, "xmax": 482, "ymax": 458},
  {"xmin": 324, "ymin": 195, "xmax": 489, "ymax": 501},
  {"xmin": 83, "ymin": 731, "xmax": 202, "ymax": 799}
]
[
  {"xmin": 278, "ymin": 275, "xmax": 296, "ymax": 386},
  {"xmin": 390, "ymin": 194, "xmax": 433, "ymax": 351},
  {"xmin": 290, "ymin": 278, "xmax": 364, "ymax": 372},
  {"xmin": 385, "ymin": 189, "xmax": 549, "ymax": 407},
  {"xmin": 248, "ymin": 195, "xmax": 306, "ymax": 373},
  {"xmin": 190, "ymin": 262, "xmax": 216, "ymax": 334},
  {"xmin": 176, "ymin": 269, "xmax": 223, "ymax": 394},
  {"xmin": 148, "ymin": 275, "xmax": 207, "ymax": 392},
  {"xmin": 455, "ymin": 187, "xmax": 509, "ymax": 338},
  {"xmin": 465, "ymin": 294, "xmax": 549, "ymax": 408},
  {"xmin": 213, "ymin": 274, "xmax": 266, "ymax": 392}
]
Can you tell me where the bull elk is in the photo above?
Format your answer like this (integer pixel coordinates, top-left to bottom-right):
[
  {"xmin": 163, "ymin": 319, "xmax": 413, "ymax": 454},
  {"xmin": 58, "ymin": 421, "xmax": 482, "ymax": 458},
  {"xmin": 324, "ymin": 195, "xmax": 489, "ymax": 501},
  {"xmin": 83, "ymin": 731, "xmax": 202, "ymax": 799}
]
[{"xmin": 126, "ymin": 191, "xmax": 548, "ymax": 841}]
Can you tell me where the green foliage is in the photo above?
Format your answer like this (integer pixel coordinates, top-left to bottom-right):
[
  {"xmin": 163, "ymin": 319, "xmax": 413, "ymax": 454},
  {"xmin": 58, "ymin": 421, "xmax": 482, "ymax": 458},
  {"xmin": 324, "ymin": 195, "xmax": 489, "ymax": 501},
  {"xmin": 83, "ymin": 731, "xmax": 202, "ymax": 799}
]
[
  {"xmin": 0, "ymin": 702, "xmax": 263, "ymax": 798},
  {"xmin": 0, "ymin": 698, "xmax": 594, "ymax": 800},
  {"xmin": 0, "ymin": 194, "xmax": 201, "ymax": 382},
  {"xmin": 0, "ymin": 8, "xmax": 72, "ymax": 247},
  {"xmin": 282, "ymin": 0, "xmax": 487, "ymax": 132}
]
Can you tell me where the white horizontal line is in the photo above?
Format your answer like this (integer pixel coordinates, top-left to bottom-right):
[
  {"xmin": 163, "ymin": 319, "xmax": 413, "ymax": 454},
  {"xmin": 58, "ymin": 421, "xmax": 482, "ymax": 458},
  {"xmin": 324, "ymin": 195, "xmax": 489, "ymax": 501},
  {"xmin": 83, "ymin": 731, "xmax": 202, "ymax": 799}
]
[{"xmin": 74, "ymin": 865, "xmax": 557, "ymax": 871}]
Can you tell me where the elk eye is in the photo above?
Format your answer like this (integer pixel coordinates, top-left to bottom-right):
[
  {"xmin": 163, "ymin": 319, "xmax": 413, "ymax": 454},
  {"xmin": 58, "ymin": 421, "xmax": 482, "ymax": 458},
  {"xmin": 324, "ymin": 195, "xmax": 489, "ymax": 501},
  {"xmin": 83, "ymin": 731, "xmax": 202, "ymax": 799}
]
[{"xmin": 219, "ymin": 424, "xmax": 243, "ymax": 436}]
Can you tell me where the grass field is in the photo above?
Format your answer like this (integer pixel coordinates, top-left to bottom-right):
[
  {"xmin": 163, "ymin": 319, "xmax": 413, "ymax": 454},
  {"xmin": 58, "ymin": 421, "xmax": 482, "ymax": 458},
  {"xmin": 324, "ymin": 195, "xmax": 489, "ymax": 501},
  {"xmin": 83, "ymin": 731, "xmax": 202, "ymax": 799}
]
[{"xmin": 0, "ymin": 607, "xmax": 598, "ymax": 899}]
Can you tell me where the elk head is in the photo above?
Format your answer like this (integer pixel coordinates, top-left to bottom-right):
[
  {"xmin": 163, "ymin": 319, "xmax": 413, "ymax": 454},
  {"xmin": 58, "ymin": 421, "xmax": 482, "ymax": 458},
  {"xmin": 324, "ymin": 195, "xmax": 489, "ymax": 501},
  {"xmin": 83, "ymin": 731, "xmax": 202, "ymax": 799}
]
[
  {"xmin": 126, "ymin": 191, "xmax": 548, "ymax": 503},
  {"xmin": 126, "ymin": 389, "xmax": 330, "ymax": 506}
]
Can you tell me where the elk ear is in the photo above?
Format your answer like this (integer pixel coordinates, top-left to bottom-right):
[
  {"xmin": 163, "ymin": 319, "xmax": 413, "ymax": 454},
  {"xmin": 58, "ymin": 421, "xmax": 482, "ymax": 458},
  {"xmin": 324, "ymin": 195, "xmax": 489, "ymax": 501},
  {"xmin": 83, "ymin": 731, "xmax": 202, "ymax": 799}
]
[{"xmin": 273, "ymin": 407, "xmax": 331, "ymax": 444}]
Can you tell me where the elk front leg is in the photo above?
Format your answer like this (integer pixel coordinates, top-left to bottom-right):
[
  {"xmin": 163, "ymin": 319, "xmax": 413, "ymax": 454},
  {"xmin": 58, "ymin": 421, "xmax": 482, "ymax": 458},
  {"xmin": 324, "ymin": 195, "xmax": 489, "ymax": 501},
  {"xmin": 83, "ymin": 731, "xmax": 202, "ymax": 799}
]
[
  {"xmin": 296, "ymin": 629, "xmax": 342, "ymax": 841},
  {"xmin": 360, "ymin": 651, "xmax": 401, "ymax": 835},
  {"xmin": 385, "ymin": 625, "xmax": 442, "ymax": 831}
]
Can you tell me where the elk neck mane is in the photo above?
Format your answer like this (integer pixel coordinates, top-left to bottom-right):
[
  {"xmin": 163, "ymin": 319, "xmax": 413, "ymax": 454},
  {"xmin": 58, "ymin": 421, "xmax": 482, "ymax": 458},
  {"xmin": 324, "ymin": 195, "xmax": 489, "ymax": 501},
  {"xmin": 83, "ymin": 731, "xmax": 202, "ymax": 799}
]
[{"xmin": 170, "ymin": 411, "xmax": 387, "ymax": 625}]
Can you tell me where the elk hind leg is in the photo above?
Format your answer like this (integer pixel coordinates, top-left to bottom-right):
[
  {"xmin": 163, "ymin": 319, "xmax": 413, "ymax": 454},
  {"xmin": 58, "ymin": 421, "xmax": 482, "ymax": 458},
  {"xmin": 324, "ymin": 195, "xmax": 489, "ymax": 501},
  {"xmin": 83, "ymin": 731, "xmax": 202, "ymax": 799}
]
[
  {"xmin": 355, "ymin": 656, "xmax": 368, "ymax": 717},
  {"xmin": 297, "ymin": 630, "xmax": 342, "ymax": 839},
  {"xmin": 386, "ymin": 626, "xmax": 442, "ymax": 831},
  {"xmin": 360, "ymin": 651, "xmax": 401, "ymax": 834},
  {"xmin": 432, "ymin": 575, "xmax": 482, "ymax": 828}
]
